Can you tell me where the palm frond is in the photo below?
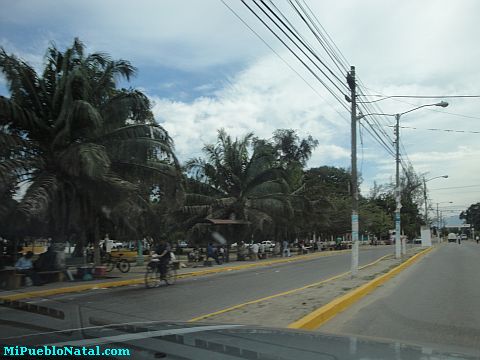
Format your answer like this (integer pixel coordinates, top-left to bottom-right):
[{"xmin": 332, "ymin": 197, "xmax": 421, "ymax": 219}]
[
  {"xmin": 181, "ymin": 205, "xmax": 211, "ymax": 216},
  {"xmin": 0, "ymin": 96, "xmax": 48, "ymax": 132},
  {"xmin": 17, "ymin": 173, "xmax": 57, "ymax": 217},
  {"xmin": 245, "ymin": 208, "xmax": 274, "ymax": 231},
  {"xmin": 57, "ymin": 143, "xmax": 110, "ymax": 179},
  {"xmin": 244, "ymin": 169, "xmax": 289, "ymax": 196},
  {"xmin": 0, "ymin": 48, "xmax": 44, "ymax": 117}
]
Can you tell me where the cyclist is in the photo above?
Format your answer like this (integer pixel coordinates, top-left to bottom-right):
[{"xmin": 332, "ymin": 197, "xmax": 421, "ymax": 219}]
[{"xmin": 153, "ymin": 239, "xmax": 171, "ymax": 279}]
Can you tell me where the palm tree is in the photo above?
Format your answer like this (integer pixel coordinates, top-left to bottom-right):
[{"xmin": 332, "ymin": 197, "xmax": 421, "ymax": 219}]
[
  {"xmin": 0, "ymin": 39, "xmax": 181, "ymax": 264},
  {"xmin": 179, "ymin": 129, "xmax": 293, "ymax": 244}
]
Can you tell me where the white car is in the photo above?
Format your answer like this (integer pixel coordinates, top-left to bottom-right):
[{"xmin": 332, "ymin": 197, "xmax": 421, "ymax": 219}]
[
  {"xmin": 177, "ymin": 241, "xmax": 188, "ymax": 248},
  {"xmin": 261, "ymin": 241, "xmax": 275, "ymax": 250}
]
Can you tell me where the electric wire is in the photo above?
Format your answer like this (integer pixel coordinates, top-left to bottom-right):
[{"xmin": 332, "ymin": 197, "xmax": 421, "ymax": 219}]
[
  {"xmin": 219, "ymin": 0, "xmax": 351, "ymax": 124},
  {"xmin": 228, "ymin": 0, "xmax": 408, "ymax": 164},
  {"xmin": 360, "ymin": 84, "xmax": 480, "ymax": 121},
  {"xmin": 262, "ymin": 0, "xmax": 348, "ymax": 90},
  {"xmin": 391, "ymin": 125, "xmax": 480, "ymax": 134},
  {"xmin": 287, "ymin": 0, "xmax": 348, "ymax": 77},
  {"xmin": 359, "ymin": 94, "xmax": 480, "ymax": 104},
  {"xmin": 249, "ymin": 0, "xmax": 349, "ymax": 96},
  {"xmin": 240, "ymin": 0, "xmax": 350, "ymax": 112},
  {"xmin": 298, "ymin": 0, "xmax": 351, "ymax": 72}
]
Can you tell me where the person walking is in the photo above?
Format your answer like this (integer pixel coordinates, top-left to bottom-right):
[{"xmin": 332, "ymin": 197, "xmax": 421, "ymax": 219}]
[
  {"xmin": 251, "ymin": 242, "xmax": 259, "ymax": 261},
  {"xmin": 274, "ymin": 241, "xmax": 281, "ymax": 257},
  {"xmin": 282, "ymin": 240, "xmax": 290, "ymax": 257},
  {"xmin": 207, "ymin": 243, "xmax": 220, "ymax": 264}
]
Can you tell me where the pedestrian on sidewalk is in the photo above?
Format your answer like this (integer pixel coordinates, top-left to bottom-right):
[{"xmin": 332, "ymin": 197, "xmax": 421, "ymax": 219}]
[
  {"xmin": 207, "ymin": 243, "xmax": 220, "ymax": 264},
  {"xmin": 258, "ymin": 242, "xmax": 265, "ymax": 259},
  {"xmin": 282, "ymin": 240, "xmax": 290, "ymax": 257},
  {"xmin": 218, "ymin": 246, "xmax": 225, "ymax": 263},
  {"xmin": 274, "ymin": 241, "xmax": 281, "ymax": 257},
  {"xmin": 251, "ymin": 242, "xmax": 259, "ymax": 261}
]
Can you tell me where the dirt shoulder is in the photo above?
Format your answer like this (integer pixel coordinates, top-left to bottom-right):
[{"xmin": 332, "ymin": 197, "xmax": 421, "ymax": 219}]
[{"xmin": 199, "ymin": 247, "xmax": 425, "ymax": 328}]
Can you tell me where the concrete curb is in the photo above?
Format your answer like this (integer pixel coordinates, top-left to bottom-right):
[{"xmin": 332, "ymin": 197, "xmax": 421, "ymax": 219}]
[
  {"xmin": 287, "ymin": 246, "xmax": 434, "ymax": 330},
  {"xmin": 0, "ymin": 248, "xmax": 360, "ymax": 301}
]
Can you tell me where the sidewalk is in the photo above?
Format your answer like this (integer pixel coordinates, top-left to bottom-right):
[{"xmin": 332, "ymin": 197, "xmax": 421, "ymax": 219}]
[{"xmin": 0, "ymin": 246, "xmax": 385, "ymax": 301}]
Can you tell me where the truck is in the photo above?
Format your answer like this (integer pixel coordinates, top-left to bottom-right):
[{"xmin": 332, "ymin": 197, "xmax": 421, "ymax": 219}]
[{"xmin": 447, "ymin": 233, "xmax": 457, "ymax": 243}]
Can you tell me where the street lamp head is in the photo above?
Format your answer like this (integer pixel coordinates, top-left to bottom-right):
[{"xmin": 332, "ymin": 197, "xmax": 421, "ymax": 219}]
[
  {"xmin": 435, "ymin": 101, "xmax": 449, "ymax": 108},
  {"xmin": 442, "ymin": 175, "xmax": 449, "ymax": 178}
]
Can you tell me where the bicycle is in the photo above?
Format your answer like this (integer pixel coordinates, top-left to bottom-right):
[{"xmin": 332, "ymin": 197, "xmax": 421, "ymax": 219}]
[
  {"xmin": 105, "ymin": 254, "xmax": 131, "ymax": 273},
  {"xmin": 145, "ymin": 261, "xmax": 177, "ymax": 288}
]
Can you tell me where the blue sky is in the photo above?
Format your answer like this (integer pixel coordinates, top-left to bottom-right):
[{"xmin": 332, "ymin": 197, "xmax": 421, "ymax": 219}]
[{"xmin": 2, "ymin": 0, "xmax": 480, "ymax": 224}]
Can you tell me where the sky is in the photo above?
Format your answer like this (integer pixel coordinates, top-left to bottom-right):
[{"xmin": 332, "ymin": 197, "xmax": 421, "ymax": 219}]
[{"xmin": 1, "ymin": 0, "xmax": 480, "ymax": 225}]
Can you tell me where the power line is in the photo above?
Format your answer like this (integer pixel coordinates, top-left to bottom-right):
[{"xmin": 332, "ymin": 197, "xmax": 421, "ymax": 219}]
[
  {"xmin": 249, "ymin": 0, "xmax": 348, "ymax": 95},
  {"xmin": 359, "ymin": 94, "xmax": 480, "ymax": 104},
  {"xmin": 359, "ymin": 121, "xmax": 396, "ymax": 158},
  {"xmin": 240, "ymin": 0, "xmax": 350, "ymax": 111},
  {"xmin": 219, "ymin": 0, "xmax": 350, "ymax": 124},
  {"xmin": 391, "ymin": 125, "xmax": 480, "ymax": 134},
  {"xmin": 284, "ymin": 0, "xmax": 401, "ymax": 163},
  {"xmin": 287, "ymin": 0, "xmax": 348, "ymax": 77},
  {"xmin": 227, "ymin": 0, "xmax": 404, "ymax": 163},
  {"xmin": 360, "ymin": 85, "xmax": 480, "ymax": 121},
  {"xmin": 430, "ymin": 184, "xmax": 480, "ymax": 191},
  {"xmin": 298, "ymin": 0, "xmax": 350, "ymax": 71},
  {"xmin": 260, "ymin": 0, "xmax": 348, "ymax": 90}
]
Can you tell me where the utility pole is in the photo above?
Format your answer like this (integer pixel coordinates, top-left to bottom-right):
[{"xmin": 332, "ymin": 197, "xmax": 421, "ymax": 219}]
[
  {"xmin": 423, "ymin": 178, "xmax": 428, "ymax": 224},
  {"xmin": 394, "ymin": 114, "xmax": 401, "ymax": 259},
  {"xmin": 347, "ymin": 66, "xmax": 359, "ymax": 275}
]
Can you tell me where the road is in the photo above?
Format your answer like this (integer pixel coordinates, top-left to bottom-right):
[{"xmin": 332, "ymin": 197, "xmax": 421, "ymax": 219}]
[
  {"xmin": 1, "ymin": 246, "xmax": 393, "ymax": 338},
  {"xmin": 320, "ymin": 241, "xmax": 480, "ymax": 356}
]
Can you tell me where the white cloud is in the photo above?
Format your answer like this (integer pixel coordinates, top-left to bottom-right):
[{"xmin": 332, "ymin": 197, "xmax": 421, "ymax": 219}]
[{"xmin": 152, "ymin": 53, "xmax": 351, "ymax": 164}]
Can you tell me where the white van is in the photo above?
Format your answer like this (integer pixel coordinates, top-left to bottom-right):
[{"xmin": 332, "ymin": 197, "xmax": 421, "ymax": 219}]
[{"xmin": 447, "ymin": 233, "xmax": 457, "ymax": 243}]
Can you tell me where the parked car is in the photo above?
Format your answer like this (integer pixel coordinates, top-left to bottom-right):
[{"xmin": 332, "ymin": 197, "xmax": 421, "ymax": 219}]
[
  {"xmin": 177, "ymin": 241, "xmax": 188, "ymax": 248},
  {"xmin": 261, "ymin": 240, "xmax": 275, "ymax": 250}
]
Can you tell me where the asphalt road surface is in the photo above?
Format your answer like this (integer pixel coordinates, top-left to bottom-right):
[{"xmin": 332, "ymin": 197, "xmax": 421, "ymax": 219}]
[
  {"xmin": 320, "ymin": 241, "xmax": 480, "ymax": 356},
  {"xmin": 1, "ymin": 246, "xmax": 394, "ymax": 338}
]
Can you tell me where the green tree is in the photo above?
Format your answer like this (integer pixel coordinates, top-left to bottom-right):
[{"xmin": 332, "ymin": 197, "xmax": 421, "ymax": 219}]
[
  {"xmin": 300, "ymin": 166, "xmax": 351, "ymax": 239},
  {"xmin": 0, "ymin": 39, "xmax": 181, "ymax": 263},
  {"xmin": 180, "ymin": 129, "xmax": 293, "ymax": 245},
  {"xmin": 460, "ymin": 203, "xmax": 480, "ymax": 230}
]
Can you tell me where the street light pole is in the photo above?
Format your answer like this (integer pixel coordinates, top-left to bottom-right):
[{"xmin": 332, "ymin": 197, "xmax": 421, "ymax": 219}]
[
  {"xmin": 348, "ymin": 66, "xmax": 359, "ymax": 276},
  {"xmin": 394, "ymin": 114, "xmax": 401, "ymax": 259},
  {"xmin": 423, "ymin": 177, "xmax": 428, "ymax": 224},
  {"xmin": 358, "ymin": 102, "xmax": 448, "ymax": 258}
]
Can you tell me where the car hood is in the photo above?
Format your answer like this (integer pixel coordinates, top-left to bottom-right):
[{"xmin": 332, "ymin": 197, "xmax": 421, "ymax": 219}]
[{"xmin": 1, "ymin": 319, "xmax": 478, "ymax": 360}]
